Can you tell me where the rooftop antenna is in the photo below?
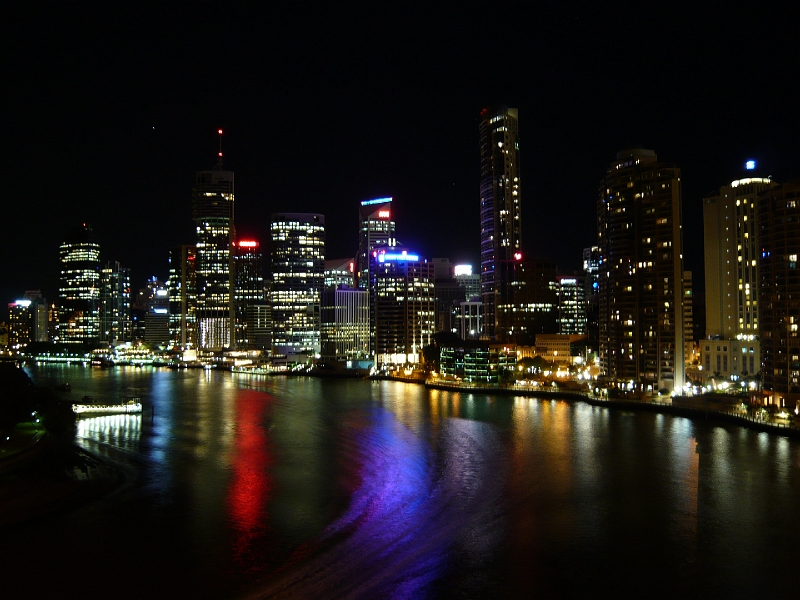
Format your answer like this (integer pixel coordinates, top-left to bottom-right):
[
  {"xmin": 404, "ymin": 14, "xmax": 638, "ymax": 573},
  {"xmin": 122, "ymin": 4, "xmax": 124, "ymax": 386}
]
[{"xmin": 216, "ymin": 128, "xmax": 223, "ymax": 169}]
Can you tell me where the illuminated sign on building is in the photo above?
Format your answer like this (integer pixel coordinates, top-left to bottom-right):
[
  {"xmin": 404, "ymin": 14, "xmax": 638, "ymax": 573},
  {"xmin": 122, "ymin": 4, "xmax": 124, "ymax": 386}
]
[
  {"xmin": 745, "ymin": 160, "xmax": 756, "ymax": 170},
  {"xmin": 378, "ymin": 250, "xmax": 420, "ymax": 263},
  {"xmin": 238, "ymin": 241, "xmax": 258, "ymax": 248},
  {"xmin": 454, "ymin": 265, "xmax": 473, "ymax": 276},
  {"xmin": 514, "ymin": 252, "xmax": 523, "ymax": 261},
  {"xmin": 378, "ymin": 210, "xmax": 390, "ymax": 219},
  {"xmin": 361, "ymin": 197, "xmax": 393, "ymax": 206}
]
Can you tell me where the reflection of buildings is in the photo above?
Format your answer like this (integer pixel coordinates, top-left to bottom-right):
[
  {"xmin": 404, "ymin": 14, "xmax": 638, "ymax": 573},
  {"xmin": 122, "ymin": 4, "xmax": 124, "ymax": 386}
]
[
  {"xmin": 270, "ymin": 213, "xmax": 325, "ymax": 358},
  {"xmin": 479, "ymin": 106, "xmax": 521, "ymax": 337},
  {"xmin": 168, "ymin": 244, "xmax": 197, "ymax": 349},
  {"xmin": 193, "ymin": 166, "xmax": 235, "ymax": 350},
  {"xmin": 99, "ymin": 261, "xmax": 132, "ymax": 345},
  {"xmin": 597, "ymin": 148, "xmax": 685, "ymax": 392},
  {"xmin": 758, "ymin": 178, "xmax": 800, "ymax": 408},
  {"xmin": 58, "ymin": 223, "xmax": 101, "ymax": 344},
  {"xmin": 373, "ymin": 249, "xmax": 435, "ymax": 366}
]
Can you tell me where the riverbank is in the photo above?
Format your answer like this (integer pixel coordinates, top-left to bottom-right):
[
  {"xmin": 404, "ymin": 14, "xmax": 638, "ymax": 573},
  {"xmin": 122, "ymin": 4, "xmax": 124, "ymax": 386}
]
[{"xmin": 423, "ymin": 378, "xmax": 800, "ymax": 439}]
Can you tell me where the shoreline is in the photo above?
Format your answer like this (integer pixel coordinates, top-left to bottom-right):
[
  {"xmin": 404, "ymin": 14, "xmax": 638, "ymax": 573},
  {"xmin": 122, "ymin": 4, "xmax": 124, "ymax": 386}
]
[{"xmin": 421, "ymin": 378, "xmax": 800, "ymax": 439}]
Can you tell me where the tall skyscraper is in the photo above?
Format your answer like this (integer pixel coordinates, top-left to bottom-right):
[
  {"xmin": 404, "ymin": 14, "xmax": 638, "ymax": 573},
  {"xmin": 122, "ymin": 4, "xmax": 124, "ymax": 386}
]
[
  {"xmin": 703, "ymin": 164, "xmax": 777, "ymax": 340},
  {"xmin": 270, "ymin": 213, "xmax": 325, "ymax": 358},
  {"xmin": 758, "ymin": 178, "xmax": 800, "ymax": 409},
  {"xmin": 597, "ymin": 148, "xmax": 685, "ymax": 393},
  {"xmin": 233, "ymin": 239, "xmax": 265, "ymax": 349},
  {"xmin": 167, "ymin": 244, "xmax": 197, "ymax": 349},
  {"xmin": 99, "ymin": 261, "xmax": 132, "ymax": 345},
  {"xmin": 193, "ymin": 149, "xmax": 234, "ymax": 351},
  {"xmin": 357, "ymin": 197, "xmax": 395, "ymax": 289},
  {"xmin": 479, "ymin": 105, "xmax": 521, "ymax": 337},
  {"xmin": 58, "ymin": 223, "xmax": 101, "ymax": 344}
]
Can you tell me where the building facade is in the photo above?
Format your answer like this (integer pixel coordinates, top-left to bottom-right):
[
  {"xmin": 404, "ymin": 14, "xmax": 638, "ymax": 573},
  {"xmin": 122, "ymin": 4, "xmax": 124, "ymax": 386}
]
[
  {"xmin": 193, "ymin": 168, "xmax": 235, "ymax": 350},
  {"xmin": 99, "ymin": 261, "xmax": 132, "ymax": 345},
  {"xmin": 373, "ymin": 249, "xmax": 435, "ymax": 366},
  {"xmin": 320, "ymin": 286, "xmax": 370, "ymax": 362},
  {"xmin": 167, "ymin": 244, "xmax": 197, "ymax": 349},
  {"xmin": 233, "ymin": 240, "xmax": 265, "ymax": 349},
  {"xmin": 597, "ymin": 148, "xmax": 685, "ymax": 392},
  {"xmin": 270, "ymin": 213, "xmax": 325, "ymax": 358},
  {"xmin": 357, "ymin": 197, "xmax": 395, "ymax": 290},
  {"xmin": 479, "ymin": 106, "xmax": 521, "ymax": 337},
  {"xmin": 758, "ymin": 178, "xmax": 800, "ymax": 408},
  {"xmin": 58, "ymin": 223, "xmax": 101, "ymax": 344}
]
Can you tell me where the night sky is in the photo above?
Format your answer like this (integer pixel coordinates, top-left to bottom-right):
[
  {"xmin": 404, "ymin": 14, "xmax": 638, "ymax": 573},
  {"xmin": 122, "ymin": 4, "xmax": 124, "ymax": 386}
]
[{"xmin": 3, "ymin": 4, "xmax": 798, "ymax": 311}]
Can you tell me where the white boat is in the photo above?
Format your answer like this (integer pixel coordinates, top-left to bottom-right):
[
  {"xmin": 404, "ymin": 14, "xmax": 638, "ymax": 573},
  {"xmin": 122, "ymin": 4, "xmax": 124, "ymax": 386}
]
[{"xmin": 72, "ymin": 397, "xmax": 143, "ymax": 416}]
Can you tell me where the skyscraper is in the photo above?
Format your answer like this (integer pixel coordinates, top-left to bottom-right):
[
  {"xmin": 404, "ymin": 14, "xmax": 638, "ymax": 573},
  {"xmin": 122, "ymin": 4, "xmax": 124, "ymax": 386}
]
[
  {"xmin": 372, "ymin": 248, "xmax": 435, "ymax": 366},
  {"xmin": 58, "ymin": 223, "xmax": 101, "ymax": 344},
  {"xmin": 270, "ymin": 213, "xmax": 325, "ymax": 358},
  {"xmin": 479, "ymin": 106, "xmax": 521, "ymax": 337},
  {"xmin": 193, "ymin": 165, "xmax": 234, "ymax": 350},
  {"xmin": 233, "ymin": 239, "xmax": 265, "ymax": 349},
  {"xmin": 758, "ymin": 178, "xmax": 800, "ymax": 409},
  {"xmin": 99, "ymin": 261, "xmax": 132, "ymax": 345},
  {"xmin": 167, "ymin": 244, "xmax": 197, "ymax": 349},
  {"xmin": 703, "ymin": 164, "xmax": 777, "ymax": 340},
  {"xmin": 597, "ymin": 149, "xmax": 685, "ymax": 393},
  {"xmin": 357, "ymin": 197, "xmax": 395, "ymax": 290}
]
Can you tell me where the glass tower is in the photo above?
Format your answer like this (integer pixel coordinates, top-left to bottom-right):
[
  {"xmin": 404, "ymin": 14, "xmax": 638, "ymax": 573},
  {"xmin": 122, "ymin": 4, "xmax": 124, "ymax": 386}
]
[
  {"xmin": 58, "ymin": 223, "xmax": 101, "ymax": 344},
  {"xmin": 479, "ymin": 106, "xmax": 521, "ymax": 337}
]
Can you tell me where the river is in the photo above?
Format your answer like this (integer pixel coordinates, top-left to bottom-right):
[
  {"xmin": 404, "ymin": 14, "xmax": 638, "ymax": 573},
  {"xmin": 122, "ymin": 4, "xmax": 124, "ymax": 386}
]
[{"xmin": 3, "ymin": 364, "xmax": 799, "ymax": 599}]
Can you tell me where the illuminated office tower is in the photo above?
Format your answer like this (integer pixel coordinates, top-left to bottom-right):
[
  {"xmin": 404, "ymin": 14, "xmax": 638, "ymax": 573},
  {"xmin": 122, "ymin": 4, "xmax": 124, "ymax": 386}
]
[
  {"xmin": 758, "ymin": 178, "xmax": 800, "ymax": 408},
  {"xmin": 703, "ymin": 162, "xmax": 777, "ymax": 340},
  {"xmin": 597, "ymin": 148, "xmax": 684, "ymax": 393},
  {"xmin": 99, "ymin": 261, "xmax": 132, "ymax": 345},
  {"xmin": 372, "ymin": 248, "xmax": 435, "ymax": 366},
  {"xmin": 167, "ymin": 244, "xmax": 197, "ymax": 349},
  {"xmin": 325, "ymin": 258, "xmax": 355, "ymax": 289},
  {"xmin": 357, "ymin": 197, "xmax": 395, "ymax": 289},
  {"xmin": 320, "ymin": 286, "xmax": 370, "ymax": 362},
  {"xmin": 233, "ymin": 239, "xmax": 265, "ymax": 349},
  {"xmin": 58, "ymin": 223, "xmax": 101, "ymax": 344},
  {"xmin": 270, "ymin": 213, "xmax": 325, "ymax": 358},
  {"xmin": 557, "ymin": 274, "xmax": 586, "ymax": 335},
  {"xmin": 479, "ymin": 105, "xmax": 521, "ymax": 337},
  {"xmin": 8, "ymin": 292, "xmax": 47, "ymax": 349},
  {"xmin": 193, "ymin": 160, "xmax": 234, "ymax": 350}
]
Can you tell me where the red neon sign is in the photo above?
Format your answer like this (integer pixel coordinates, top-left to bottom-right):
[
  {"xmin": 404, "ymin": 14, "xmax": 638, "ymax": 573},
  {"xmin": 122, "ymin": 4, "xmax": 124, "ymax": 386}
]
[
  {"xmin": 378, "ymin": 210, "xmax": 390, "ymax": 219},
  {"xmin": 239, "ymin": 241, "xmax": 258, "ymax": 248}
]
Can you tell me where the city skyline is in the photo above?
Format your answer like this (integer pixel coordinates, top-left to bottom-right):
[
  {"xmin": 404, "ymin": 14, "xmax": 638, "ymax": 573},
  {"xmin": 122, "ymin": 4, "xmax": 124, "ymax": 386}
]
[{"xmin": 3, "ymin": 5, "xmax": 798, "ymax": 308}]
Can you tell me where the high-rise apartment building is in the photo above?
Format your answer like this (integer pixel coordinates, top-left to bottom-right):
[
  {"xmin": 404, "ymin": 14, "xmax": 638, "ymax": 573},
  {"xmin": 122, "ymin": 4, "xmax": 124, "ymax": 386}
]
[
  {"xmin": 58, "ymin": 223, "xmax": 101, "ymax": 344},
  {"xmin": 8, "ymin": 292, "xmax": 48, "ymax": 349},
  {"xmin": 193, "ymin": 166, "xmax": 234, "ymax": 350},
  {"xmin": 270, "ymin": 213, "xmax": 325, "ymax": 358},
  {"xmin": 597, "ymin": 149, "xmax": 685, "ymax": 392},
  {"xmin": 99, "ymin": 261, "xmax": 132, "ymax": 345},
  {"xmin": 703, "ymin": 165, "xmax": 777, "ymax": 339},
  {"xmin": 557, "ymin": 274, "xmax": 586, "ymax": 335},
  {"xmin": 758, "ymin": 178, "xmax": 800, "ymax": 408},
  {"xmin": 479, "ymin": 105, "xmax": 521, "ymax": 337},
  {"xmin": 167, "ymin": 244, "xmax": 197, "ymax": 349}
]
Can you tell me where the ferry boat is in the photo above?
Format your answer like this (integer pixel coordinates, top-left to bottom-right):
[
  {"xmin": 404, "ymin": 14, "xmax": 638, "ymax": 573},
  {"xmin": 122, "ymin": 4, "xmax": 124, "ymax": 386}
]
[{"xmin": 72, "ymin": 397, "xmax": 143, "ymax": 416}]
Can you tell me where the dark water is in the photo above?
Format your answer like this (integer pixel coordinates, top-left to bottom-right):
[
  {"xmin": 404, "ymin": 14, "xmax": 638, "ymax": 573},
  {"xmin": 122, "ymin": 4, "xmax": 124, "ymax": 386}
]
[{"xmin": 4, "ymin": 364, "xmax": 800, "ymax": 599}]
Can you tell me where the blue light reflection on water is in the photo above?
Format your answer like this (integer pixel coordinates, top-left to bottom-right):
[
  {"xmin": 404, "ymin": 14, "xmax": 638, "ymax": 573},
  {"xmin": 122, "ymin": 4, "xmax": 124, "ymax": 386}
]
[{"xmin": 13, "ymin": 367, "xmax": 800, "ymax": 599}]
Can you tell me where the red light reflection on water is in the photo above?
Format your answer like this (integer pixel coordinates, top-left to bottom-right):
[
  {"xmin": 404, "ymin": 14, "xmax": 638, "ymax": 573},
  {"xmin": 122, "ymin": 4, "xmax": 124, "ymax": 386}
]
[{"xmin": 227, "ymin": 390, "xmax": 273, "ymax": 565}]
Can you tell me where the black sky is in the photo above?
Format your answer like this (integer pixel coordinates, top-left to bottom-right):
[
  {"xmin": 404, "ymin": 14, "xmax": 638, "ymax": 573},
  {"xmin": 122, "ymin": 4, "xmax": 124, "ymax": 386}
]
[{"xmin": 3, "ymin": 4, "xmax": 799, "ymax": 311}]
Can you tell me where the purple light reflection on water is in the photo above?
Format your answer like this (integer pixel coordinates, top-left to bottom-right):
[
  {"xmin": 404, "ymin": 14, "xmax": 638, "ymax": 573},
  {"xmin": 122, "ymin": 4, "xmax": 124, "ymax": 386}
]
[{"xmin": 252, "ymin": 409, "xmax": 505, "ymax": 599}]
